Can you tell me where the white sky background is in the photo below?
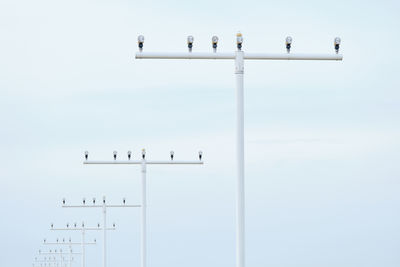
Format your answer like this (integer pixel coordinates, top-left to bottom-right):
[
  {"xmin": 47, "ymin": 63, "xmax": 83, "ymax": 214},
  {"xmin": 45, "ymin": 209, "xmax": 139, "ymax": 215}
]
[{"xmin": 0, "ymin": 0, "xmax": 400, "ymax": 267}]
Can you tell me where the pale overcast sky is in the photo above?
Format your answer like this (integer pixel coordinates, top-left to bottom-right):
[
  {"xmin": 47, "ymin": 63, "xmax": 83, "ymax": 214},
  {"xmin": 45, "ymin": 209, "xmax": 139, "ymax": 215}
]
[{"xmin": 0, "ymin": 0, "xmax": 399, "ymax": 267}]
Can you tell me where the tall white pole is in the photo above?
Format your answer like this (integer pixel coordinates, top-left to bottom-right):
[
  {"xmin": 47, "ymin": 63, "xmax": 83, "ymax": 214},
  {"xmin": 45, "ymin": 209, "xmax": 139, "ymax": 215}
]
[
  {"xmin": 81, "ymin": 229, "xmax": 85, "ymax": 267},
  {"xmin": 141, "ymin": 159, "xmax": 147, "ymax": 267},
  {"xmin": 235, "ymin": 50, "xmax": 245, "ymax": 267},
  {"xmin": 103, "ymin": 197, "xmax": 107, "ymax": 267},
  {"xmin": 135, "ymin": 34, "xmax": 342, "ymax": 267}
]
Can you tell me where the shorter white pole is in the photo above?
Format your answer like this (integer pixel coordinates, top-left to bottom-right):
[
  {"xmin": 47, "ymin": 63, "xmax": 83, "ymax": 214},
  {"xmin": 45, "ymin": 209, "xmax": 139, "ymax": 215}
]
[
  {"xmin": 103, "ymin": 198, "xmax": 107, "ymax": 267},
  {"xmin": 81, "ymin": 229, "xmax": 85, "ymax": 267},
  {"xmin": 60, "ymin": 250, "xmax": 63, "ymax": 267},
  {"xmin": 141, "ymin": 160, "xmax": 147, "ymax": 267},
  {"xmin": 69, "ymin": 247, "xmax": 72, "ymax": 267},
  {"xmin": 83, "ymin": 150, "xmax": 204, "ymax": 267},
  {"xmin": 61, "ymin": 199, "xmax": 138, "ymax": 267}
]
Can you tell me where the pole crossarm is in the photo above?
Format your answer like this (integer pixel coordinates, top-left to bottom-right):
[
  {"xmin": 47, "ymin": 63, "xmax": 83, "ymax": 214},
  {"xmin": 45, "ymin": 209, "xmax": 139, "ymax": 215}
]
[
  {"xmin": 35, "ymin": 261, "xmax": 71, "ymax": 263},
  {"xmin": 84, "ymin": 160, "xmax": 203, "ymax": 165},
  {"xmin": 63, "ymin": 204, "xmax": 140, "ymax": 208},
  {"xmin": 35, "ymin": 259, "xmax": 66, "ymax": 262},
  {"xmin": 38, "ymin": 249, "xmax": 80, "ymax": 254},
  {"xmin": 35, "ymin": 260, "xmax": 73, "ymax": 263},
  {"xmin": 43, "ymin": 242, "xmax": 96, "ymax": 245},
  {"xmin": 38, "ymin": 253, "xmax": 81, "ymax": 255},
  {"xmin": 135, "ymin": 52, "xmax": 343, "ymax": 61},
  {"xmin": 50, "ymin": 228, "xmax": 115, "ymax": 231}
]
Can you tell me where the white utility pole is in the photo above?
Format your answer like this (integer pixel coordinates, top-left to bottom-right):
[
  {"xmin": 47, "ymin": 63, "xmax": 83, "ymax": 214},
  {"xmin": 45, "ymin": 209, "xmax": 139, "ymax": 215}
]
[
  {"xmin": 34, "ymin": 255, "xmax": 72, "ymax": 267},
  {"xmin": 134, "ymin": 33, "xmax": 343, "ymax": 267},
  {"xmin": 46, "ymin": 223, "xmax": 103, "ymax": 267},
  {"xmin": 33, "ymin": 264, "xmax": 67, "ymax": 267},
  {"xmin": 62, "ymin": 196, "xmax": 140, "ymax": 267},
  {"xmin": 33, "ymin": 264, "xmax": 66, "ymax": 267},
  {"xmin": 83, "ymin": 149, "xmax": 203, "ymax": 267},
  {"xmin": 33, "ymin": 264, "xmax": 65, "ymax": 267},
  {"xmin": 38, "ymin": 249, "xmax": 80, "ymax": 267}
]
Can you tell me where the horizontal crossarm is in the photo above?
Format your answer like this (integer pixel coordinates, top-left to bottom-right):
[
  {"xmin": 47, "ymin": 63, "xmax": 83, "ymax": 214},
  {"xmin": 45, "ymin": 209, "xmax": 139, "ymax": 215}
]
[
  {"xmin": 135, "ymin": 52, "xmax": 343, "ymax": 61},
  {"xmin": 84, "ymin": 160, "xmax": 203, "ymax": 165}
]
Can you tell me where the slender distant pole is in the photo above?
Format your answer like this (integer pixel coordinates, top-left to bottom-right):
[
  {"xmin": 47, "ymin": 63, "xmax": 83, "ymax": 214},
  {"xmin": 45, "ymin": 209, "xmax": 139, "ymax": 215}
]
[
  {"xmin": 81, "ymin": 230, "xmax": 85, "ymax": 267},
  {"xmin": 69, "ymin": 247, "xmax": 72, "ymax": 267},
  {"xmin": 60, "ymin": 250, "xmax": 63, "ymax": 267},
  {"xmin": 141, "ymin": 159, "xmax": 147, "ymax": 267},
  {"xmin": 103, "ymin": 199, "xmax": 107, "ymax": 267}
]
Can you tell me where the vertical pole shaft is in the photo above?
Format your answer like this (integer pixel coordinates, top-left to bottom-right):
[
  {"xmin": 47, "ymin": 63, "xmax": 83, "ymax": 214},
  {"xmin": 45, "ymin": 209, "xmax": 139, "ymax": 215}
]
[
  {"xmin": 235, "ymin": 50, "xmax": 245, "ymax": 267},
  {"xmin": 141, "ymin": 160, "xmax": 147, "ymax": 267},
  {"xmin": 103, "ymin": 198, "xmax": 107, "ymax": 267},
  {"xmin": 69, "ymin": 246, "xmax": 72, "ymax": 267},
  {"xmin": 81, "ymin": 229, "xmax": 85, "ymax": 267}
]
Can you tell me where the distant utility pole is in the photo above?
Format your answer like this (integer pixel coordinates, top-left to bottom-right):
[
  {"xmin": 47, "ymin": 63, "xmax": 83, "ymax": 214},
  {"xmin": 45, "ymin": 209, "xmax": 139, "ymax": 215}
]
[
  {"xmin": 62, "ymin": 196, "xmax": 140, "ymax": 267},
  {"xmin": 135, "ymin": 33, "xmax": 343, "ymax": 267},
  {"xmin": 38, "ymin": 249, "xmax": 80, "ymax": 267},
  {"xmin": 83, "ymin": 149, "xmax": 203, "ymax": 267},
  {"xmin": 33, "ymin": 262, "xmax": 67, "ymax": 267},
  {"xmin": 33, "ymin": 264, "xmax": 65, "ymax": 267},
  {"xmin": 43, "ymin": 236, "xmax": 95, "ymax": 267},
  {"xmin": 33, "ymin": 264, "xmax": 64, "ymax": 267},
  {"xmin": 34, "ymin": 255, "xmax": 72, "ymax": 267},
  {"xmin": 45, "ymin": 223, "xmax": 101, "ymax": 267}
]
